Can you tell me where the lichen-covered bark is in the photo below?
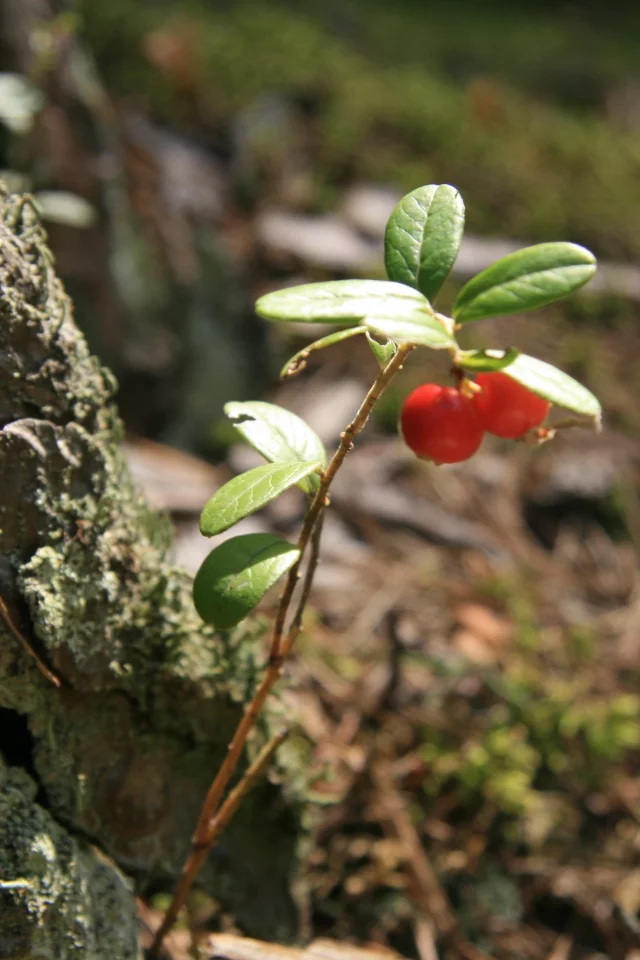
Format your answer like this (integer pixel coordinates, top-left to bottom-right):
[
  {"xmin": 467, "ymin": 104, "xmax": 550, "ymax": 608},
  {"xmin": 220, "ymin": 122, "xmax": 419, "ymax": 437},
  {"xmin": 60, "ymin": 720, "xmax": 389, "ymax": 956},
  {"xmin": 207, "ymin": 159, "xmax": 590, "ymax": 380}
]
[
  {"xmin": 0, "ymin": 757, "xmax": 141, "ymax": 959},
  {"xmin": 0, "ymin": 187, "xmax": 302, "ymax": 953}
]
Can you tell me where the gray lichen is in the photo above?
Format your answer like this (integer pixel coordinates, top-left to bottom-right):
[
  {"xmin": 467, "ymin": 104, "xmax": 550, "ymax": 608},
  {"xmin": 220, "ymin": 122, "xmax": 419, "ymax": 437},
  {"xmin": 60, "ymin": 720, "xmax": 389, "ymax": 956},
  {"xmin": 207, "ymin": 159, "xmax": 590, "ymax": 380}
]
[{"xmin": 0, "ymin": 185, "xmax": 304, "ymax": 951}]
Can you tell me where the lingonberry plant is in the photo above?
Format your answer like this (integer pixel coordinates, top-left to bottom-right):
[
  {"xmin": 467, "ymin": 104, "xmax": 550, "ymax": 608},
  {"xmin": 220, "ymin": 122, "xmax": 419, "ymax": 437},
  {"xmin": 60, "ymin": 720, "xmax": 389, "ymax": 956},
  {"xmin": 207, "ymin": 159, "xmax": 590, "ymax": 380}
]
[{"xmin": 151, "ymin": 183, "xmax": 601, "ymax": 952}]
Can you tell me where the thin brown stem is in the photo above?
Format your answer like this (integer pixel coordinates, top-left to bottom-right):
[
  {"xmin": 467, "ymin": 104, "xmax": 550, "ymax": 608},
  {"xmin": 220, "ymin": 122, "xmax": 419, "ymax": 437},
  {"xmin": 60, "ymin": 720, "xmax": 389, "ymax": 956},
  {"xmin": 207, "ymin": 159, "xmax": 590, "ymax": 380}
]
[
  {"xmin": 0, "ymin": 594, "xmax": 62, "ymax": 688},
  {"xmin": 205, "ymin": 728, "xmax": 289, "ymax": 847},
  {"xmin": 150, "ymin": 730, "xmax": 288, "ymax": 954},
  {"xmin": 374, "ymin": 762, "xmax": 492, "ymax": 960},
  {"xmin": 272, "ymin": 342, "xmax": 413, "ymax": 659},
  {"xmin": 151, "ymin": 342, "xmax": 414, "ymax": 955},
  {"xmin": 283, "ymin": 510, "xmax": 325, "ymax": 656},
  {"xmin": 150, "ymin": 665, "xmax": 281, "ymax": 955}
]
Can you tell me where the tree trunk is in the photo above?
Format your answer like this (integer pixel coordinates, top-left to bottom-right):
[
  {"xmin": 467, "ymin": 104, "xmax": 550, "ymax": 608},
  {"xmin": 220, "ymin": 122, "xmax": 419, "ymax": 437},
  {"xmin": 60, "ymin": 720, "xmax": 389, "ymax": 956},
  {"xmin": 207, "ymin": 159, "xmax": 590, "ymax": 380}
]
[{"xmin": 0, "ymin": 186, "xmax": 303, "ymax": 957}]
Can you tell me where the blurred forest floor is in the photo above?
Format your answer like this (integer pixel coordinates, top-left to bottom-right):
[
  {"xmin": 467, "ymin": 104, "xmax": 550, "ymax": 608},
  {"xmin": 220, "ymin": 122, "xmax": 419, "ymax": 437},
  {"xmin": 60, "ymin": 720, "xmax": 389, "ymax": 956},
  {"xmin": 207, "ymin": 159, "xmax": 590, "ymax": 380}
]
[{"xmin": 1, "ymin": 1, "xmax": 640, "ymax": 957}]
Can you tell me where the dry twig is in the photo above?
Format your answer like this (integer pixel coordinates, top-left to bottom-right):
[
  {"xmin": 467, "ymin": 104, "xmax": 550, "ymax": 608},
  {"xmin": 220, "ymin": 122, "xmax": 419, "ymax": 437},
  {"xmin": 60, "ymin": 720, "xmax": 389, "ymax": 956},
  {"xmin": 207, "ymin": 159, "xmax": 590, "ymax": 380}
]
[{"xmin": 373, "ymin": 763, "xmax": 493, "ymax": 960}]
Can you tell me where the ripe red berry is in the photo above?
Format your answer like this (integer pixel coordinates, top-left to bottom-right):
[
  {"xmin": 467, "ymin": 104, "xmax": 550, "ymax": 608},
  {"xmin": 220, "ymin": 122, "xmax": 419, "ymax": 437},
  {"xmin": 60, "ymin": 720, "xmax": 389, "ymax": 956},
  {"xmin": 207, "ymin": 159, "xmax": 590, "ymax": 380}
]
[
  {"xmin": 400, "ymin": 384, "xmax": 484, "ymax": 464},
  {"xmin": 472, "ymin": 372, "xmax": 550, "ymax": 439}
]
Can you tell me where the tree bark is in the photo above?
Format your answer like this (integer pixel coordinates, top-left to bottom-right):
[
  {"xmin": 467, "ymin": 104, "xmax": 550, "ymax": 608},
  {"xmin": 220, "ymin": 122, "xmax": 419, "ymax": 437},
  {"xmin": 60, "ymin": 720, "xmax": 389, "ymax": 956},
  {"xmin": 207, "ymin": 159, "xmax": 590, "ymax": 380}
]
[{"xmin": 0, "ymin": 186, "xmax": 303, "ymax": 957}]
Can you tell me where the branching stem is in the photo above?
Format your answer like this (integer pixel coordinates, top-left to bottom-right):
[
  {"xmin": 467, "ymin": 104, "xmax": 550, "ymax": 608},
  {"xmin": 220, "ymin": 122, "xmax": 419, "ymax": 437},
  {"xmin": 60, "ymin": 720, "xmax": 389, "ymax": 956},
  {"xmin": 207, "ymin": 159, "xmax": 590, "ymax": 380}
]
[{"xmin": 150, "ymin": 343, "xmax": 414, "ymax": 956}]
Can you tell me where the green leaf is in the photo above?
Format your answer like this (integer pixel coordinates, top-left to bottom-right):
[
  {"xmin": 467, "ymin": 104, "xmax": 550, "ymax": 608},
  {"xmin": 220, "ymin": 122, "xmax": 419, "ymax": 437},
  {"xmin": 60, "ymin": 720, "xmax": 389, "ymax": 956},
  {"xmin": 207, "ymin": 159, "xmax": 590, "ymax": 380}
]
[
  {"xmin": 280, "ymin": 327, "xmax": 365, "ymax": 378},
  {"xmin": 365, "ymin": 311, "xmax": 456, "ymax": 350},
  {"xmin": 224, "ymin": 400, "xmax": 327, "ymax": 493},
  {"xmin": 256, "ymin": 279, "xmax": 430, "ymax": 325},
  {"xmin": 385, "ymin": 184, "xmax": 465, "ymax": 300},
  {"xmin": 366, "ymin": 332, "xmax": 397, "ymax": 368},
  {"xmin": 200, "ymin": 460, "xmax": 322, "ymax": 537},
  {"xmin": 454, "ymin": 242, "xmax": 597, "ymax": 323},
  {"xmin": 503, "ymin": 354, "xmax": 601, "ymax": 421},
  {"xmin": 193, "ymin": 534, "xmax": 300, "ymax": 629},
  {"xmin": 457, "ymin": 348, "xmax": 519, "ymax": 372}
]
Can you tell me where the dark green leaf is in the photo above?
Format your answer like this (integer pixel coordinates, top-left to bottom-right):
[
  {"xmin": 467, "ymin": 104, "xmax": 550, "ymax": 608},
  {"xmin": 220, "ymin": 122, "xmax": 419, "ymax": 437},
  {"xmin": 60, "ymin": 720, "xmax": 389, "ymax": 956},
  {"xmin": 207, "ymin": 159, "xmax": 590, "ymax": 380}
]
[
  {"xmin": 280, "ymin": 327, "xmax": 365, "ymax": 378},
  {"xmin": 385, "ymin": 184, "xmax": 465, "ymax": 300},
  {"xmin": 256, "ymin": 279, "xmax": 430, "ymax": 325},
  {"xmin": 193, "ymin": 534, "xmax": 300, "ymax": 629},
  {"xmin": 457, "ymin": 348, "xmax": 519, "ymax": 372},
  {"xmin": 366, "ymin": 332, "xmax": 397, "ymax": 368},
  {"xmin": 224, "ymin": 400, "xmax": 327, "ymax": 493},
  {"xmin": 454, "ymin": 242, "xmax": 597, "ymax": 323},
  {"xmin": 503, "ymin": 354, "xmax": 601, "ymax": 421},
  {"xmin": 365, "ymin": 311, "xmax": 456, "ymax": 349},
  {"xmin": 200, "ymin": 460, "xmax": 322, "ymax": 537}
]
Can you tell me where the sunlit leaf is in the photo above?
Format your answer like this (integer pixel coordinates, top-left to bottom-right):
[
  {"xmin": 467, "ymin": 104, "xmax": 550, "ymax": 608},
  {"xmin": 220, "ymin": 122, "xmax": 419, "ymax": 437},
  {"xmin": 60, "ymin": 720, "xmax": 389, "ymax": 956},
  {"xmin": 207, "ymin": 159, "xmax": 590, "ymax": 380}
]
[
  {"xmin": 385, "ymin": 184, "xmax": 465, "ymax": 300},
  {"xmin": 503, "ymin": 354, "xmax": 601, "ymax": 421},
  {"xmin": 200, "ymin": 460, "xmax": 322, "ymax": 536},
  {"xmin": 280, "ymin": 327, "xmax": 365, "ymax": 378},
  {"xmin": 364, "ymin": 311, "xmax": 456, "ymax": 349},
  {"xmin": 454, "ymin": 242, "xmax": 596, "ymax": 323},
  {"xmin": 256, "ymin": 279, "xmax": 430, "ymax": 325},
  {"xmin": 457, "ymin": 348, "xmax": 519, "ymax": 372},
  {"xmin": 224, "ymin": 400, "xmax": 327, "ymax": 493},
  {"xmin": 193, "ymin": 534, "xmax": 300, "ymax": 629}
]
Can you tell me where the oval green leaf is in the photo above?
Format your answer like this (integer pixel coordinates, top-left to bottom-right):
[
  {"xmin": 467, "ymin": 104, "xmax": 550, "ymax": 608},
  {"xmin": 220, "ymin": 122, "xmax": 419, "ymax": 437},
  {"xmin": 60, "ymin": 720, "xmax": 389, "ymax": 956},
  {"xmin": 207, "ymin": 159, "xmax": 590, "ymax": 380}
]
[
  {"xmin": 503, "ymin": 354, "xmax": 601, "ymax": 422},
  {"xmin": 224, "ymin": 400, "xmax": 327, "ymax": 493},
  {"xmin": 457, "ymin": 348, "xmax": 519, "ymax": 372},
  {"xmin": 193, "ymin": 533, "xmax": 300, "ymax": 629},
  {"xmin": 364, "ymin": 311, "xmax": 456, "ymax": 350},
  {"xmin": 366, "ymin": 332, "xmax": 397, "ymax": 368},
  {"xmin": 385, "ymin": 184, "xmax": 465, "ymax": 301},
  {"xmin": 454, "ymin": 242, "xmax": 597, "ymax": 324},
  {"xmin": 256, "ymin": 279, "xmax": 430, "ymax": 325},
  {"xmin": 281, "ymin": 326, "xmax": 365, "ymax": 378},
  {"xmin": 200, "ymin": 460, "xmax": 322, "ymax": 537}
]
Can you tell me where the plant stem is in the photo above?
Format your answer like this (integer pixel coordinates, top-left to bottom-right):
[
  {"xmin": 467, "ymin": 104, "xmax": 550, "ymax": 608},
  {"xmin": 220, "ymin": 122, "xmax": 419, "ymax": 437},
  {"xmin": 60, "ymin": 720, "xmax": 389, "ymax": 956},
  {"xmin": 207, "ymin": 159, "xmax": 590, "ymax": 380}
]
[
  {"xmin": 283, "ymin": 511, "xmax": 325, "ymax": 656},
  {"xmin": 150, "ymin": 342, "xmax": 414, "ymax": 956},
  {"xmin": 149, "ymin": 729, "xmax": 288, "ymax": 953}
]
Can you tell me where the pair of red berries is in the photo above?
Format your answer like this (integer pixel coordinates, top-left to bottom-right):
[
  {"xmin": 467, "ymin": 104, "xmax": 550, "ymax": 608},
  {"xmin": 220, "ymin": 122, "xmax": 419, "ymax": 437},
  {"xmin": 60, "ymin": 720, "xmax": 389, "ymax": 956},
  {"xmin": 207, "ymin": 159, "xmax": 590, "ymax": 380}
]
[{"xmin": 400, "ymin": 372, "xmax": 550, "ymax": 464}]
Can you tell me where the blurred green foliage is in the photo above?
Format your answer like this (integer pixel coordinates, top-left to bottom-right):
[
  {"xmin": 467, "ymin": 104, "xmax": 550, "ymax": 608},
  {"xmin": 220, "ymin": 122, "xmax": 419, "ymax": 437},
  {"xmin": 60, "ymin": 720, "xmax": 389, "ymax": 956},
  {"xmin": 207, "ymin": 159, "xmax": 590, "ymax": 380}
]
[
  {"xmin": 77, "ymin": 0, "xmax": 640, "ymax": 257},
  {"xmin": 420, "ymin": 573, "xmax": 640, "ymax": 818}
]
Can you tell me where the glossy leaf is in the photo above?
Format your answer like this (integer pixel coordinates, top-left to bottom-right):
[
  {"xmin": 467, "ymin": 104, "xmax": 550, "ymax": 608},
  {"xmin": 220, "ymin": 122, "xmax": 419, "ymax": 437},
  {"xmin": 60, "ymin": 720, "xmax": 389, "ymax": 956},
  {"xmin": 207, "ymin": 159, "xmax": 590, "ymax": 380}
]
[
  {"xmin": 503, "ymin": 354, "xmax": 601, "ymax": 421},
  {"xmin": 224, "ymin": 400, "xmax": 327, "ymax": 493},
  {"xmin": 385, "ymin": 184, "xmax": 465, "ymax": 300},
  {"xmin": 200, "ymin": 460, "xmax": 322, "ymax": 537},
  {"xmin": 193, "ymin": 534, "xmax": 300, "ymax": 629},
  {"xmin": 457, "ymin": 348, "xmax": 519, "ymax": 372},
  {"xmin": 365, "ymin": 311, "xmax": 456, "ymax": 350},
  {"xmin": 280, "ymin": 327, "xmax": 365, "ymax": 378},
  {"xmin": 256, "ymin": 279, "xmax": 430, "ymax": 325},
  {"xmin": 454, "ymin": 242, "xmax": 597, "ymax": 323},
  {"xmin": 366, "ymin": 332, "xmax": 397, "ymax": 368}
]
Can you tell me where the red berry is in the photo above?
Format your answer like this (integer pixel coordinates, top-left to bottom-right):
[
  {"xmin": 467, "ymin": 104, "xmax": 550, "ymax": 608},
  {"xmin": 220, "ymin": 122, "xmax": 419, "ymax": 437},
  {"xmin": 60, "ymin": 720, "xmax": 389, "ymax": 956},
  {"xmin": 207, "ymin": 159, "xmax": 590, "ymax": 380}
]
[
  {"xmin": 400, "ymin": 384, "xmax": 484, "ymax": 464},
  {"xmin": 472, "ymin": 372, "xmax": 550, "ymax": 439}
]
